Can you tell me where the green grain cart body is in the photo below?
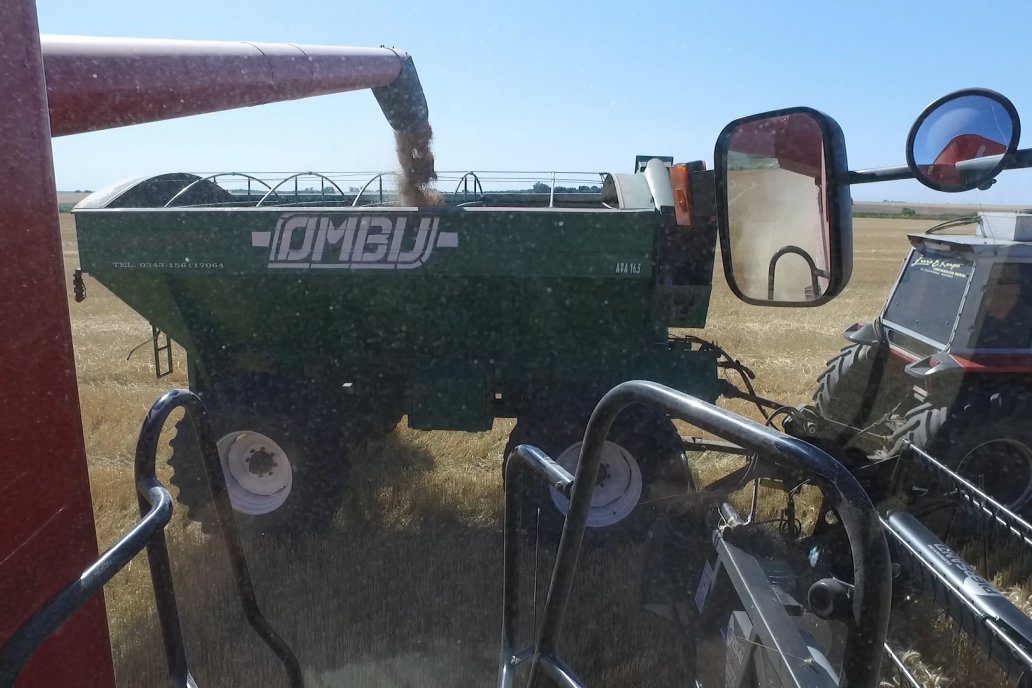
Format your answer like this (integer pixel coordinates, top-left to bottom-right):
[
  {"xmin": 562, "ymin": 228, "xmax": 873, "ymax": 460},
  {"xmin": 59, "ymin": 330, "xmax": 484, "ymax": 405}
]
[{"xmin": 74, "ymin": 178, "xmax": 719, "ymax": 431}]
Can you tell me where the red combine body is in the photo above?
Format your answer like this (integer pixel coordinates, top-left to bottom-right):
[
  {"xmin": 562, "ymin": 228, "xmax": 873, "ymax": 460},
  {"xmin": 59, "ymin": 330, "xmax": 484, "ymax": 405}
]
[{"xmin": 923, "ymin": 133, "xmax": 1008, "ymax": 186}]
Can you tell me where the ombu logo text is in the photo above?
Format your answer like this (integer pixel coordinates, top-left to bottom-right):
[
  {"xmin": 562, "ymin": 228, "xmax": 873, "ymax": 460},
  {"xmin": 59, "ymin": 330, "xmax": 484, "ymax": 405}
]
[{"xmin": 252, "ymin": 214, "xmax": 458, "ymax": 270}]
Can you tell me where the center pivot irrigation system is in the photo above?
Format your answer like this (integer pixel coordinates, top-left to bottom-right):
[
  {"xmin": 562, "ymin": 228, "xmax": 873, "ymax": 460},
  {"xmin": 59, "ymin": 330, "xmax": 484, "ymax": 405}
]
[{"xmin": 4, "ymin": 8, "xmax": 1032, "ymax": 685}]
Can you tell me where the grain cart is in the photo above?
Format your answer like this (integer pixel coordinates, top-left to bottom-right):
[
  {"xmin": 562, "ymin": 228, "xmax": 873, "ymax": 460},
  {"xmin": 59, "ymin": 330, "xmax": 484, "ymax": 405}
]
[
  {"xmin": 9, "ymin": 19, "xmax": 1032, "ymax": 680},
  {"xmin": 73, "ymin": 106, "xmax": 851, "ymax": 539},
  {"xmin": 3, "ymin": 25, "xmax": 481, "ymax": 686},
  {"xmin": 790, "ymin": 89, "xmax": 1032, "ymax": 516},
  {"xmin": 11, "ymin": 19, "xmax": 1027, "ymax": 687},
  {"xmin": 1, "ymin": 21, "xmax": 869, "ymax": 687}
]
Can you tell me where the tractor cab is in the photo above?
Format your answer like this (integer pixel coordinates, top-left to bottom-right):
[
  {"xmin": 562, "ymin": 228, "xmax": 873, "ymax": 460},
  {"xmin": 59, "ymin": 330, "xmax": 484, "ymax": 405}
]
[
  {"xmin": 875, "ymin": 217, "xmax": 1032, "ymax": 379},
  {"xmin": 794, "ymin": 89, "xmax": 1032, "ymax": 522}
]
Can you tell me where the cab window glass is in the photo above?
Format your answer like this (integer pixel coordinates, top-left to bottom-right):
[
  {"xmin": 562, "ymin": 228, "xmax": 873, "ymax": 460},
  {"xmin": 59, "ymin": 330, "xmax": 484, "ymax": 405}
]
[
  {"xmin": 883, "ymin": 250, "xmax": 973, "ymax": 346},
  {"xmin": 971, "ymin": 262, "xmax": 1032, "ymax": 349}
]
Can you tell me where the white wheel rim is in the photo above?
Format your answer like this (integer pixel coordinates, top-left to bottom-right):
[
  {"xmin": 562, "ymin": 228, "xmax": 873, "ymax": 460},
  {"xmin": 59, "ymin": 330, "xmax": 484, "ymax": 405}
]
[
  {"xmin": 216, "ymin": 431, "xmax": 293, "ymax": 515},
  {"xmin": 549, "ymin": 440, "xmax": 643, "ymax": 528}
]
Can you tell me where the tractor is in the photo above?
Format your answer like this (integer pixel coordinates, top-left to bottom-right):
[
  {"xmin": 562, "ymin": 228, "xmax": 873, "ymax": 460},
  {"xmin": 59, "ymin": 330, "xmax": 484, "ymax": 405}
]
[{"xmin": 790, "ymin": 90, "xmax": 1032, "ymax": 518}]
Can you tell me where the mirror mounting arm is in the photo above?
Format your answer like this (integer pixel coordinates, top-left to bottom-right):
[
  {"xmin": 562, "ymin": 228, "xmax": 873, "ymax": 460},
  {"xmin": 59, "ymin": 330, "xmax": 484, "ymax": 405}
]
[
  {"xmin": 851, "ymin": 146, "xmax": 1032, "ymax": 187},
  {"xmin": 848, "ymin": 166, "xmax": 913, "ymax": 185},
  {"xmin": 1008, "ymin": 148, "xmax": 1032, "ymax": 172}
]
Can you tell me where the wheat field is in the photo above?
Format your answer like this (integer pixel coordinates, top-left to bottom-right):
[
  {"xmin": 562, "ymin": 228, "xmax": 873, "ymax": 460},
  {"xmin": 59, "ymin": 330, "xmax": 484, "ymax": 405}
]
[{"xmin": 62, "ymin": 213, "xmax": 1017, "ymax": 687}]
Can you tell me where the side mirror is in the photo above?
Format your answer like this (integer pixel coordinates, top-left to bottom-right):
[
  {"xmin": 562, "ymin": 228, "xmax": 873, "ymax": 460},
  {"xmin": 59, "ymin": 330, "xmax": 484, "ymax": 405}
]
[
  {"xmin": 714, "ymin": 108, "xmax": 852, "ymax": 306},
  {"xmin": 906, "ymin": 88, "xmax": 1020, "ymax": 192}
]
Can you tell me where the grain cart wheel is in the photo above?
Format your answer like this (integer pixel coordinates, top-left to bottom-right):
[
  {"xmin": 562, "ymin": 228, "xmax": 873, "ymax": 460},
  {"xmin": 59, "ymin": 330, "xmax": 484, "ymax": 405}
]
[
  {"xmin": 889, "ymin": 400, "xmax": 1032, "ymax": 514},
  {"xmin": 504, "ymin": 404, "xmax": 691, "ymax": 545},
  {"xmin": 169, "ymin": 377, "xmax": 348, "ymax": 535},
  {"xmin": 811, "ymin": 342, "xmax": 902, "ymax": 453}
]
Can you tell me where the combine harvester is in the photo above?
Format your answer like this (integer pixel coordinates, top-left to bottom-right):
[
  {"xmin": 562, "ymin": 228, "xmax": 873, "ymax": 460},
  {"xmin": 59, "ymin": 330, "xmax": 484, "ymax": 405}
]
[{"xmin": 1, "ymin": 1, "xmax": 1030, "ymax": 683}]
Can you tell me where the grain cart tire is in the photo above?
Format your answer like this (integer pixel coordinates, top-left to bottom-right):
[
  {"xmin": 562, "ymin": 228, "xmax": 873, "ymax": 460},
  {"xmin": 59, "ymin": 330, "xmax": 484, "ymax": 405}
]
[
  {"xmin": 504, "ymin": 404, "xmax": 691, "ymax": 545},
  {"xmin": 888, "ymin": 399, "xmax": 1032, "ymax": 514},
  {"xmin": 169, "ymin": 377, "xmax": 348, "ymax": 535},
  {"xmin": 812, "ymin": 342, "xmax": 887, "ymax": 446}
]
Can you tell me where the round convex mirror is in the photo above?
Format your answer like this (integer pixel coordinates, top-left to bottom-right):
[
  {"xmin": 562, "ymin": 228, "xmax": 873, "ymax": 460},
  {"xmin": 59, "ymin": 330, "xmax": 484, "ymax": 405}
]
[{"xmin": 906, "ymin": 88, "xmax": 1020, "ymax": 192}]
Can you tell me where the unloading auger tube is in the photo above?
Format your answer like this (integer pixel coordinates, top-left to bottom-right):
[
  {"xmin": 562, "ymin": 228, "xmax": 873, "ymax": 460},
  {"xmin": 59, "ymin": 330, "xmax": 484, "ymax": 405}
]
[
  {"xmin": 40, "ymin": 35, "xmax": 430, "ymax": 136},
  {"xmin": 501, "ymin": 380, "xmax": 892, "ymax": 688}
]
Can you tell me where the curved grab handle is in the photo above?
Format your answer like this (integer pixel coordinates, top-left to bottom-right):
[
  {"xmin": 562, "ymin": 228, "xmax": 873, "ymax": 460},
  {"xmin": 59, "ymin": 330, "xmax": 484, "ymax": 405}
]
[
  {"xmin": 514, "ymin": 380, "xmax": 890, "ymax": 688},
  {"xmin": 134, "ymin": 389, "xmax": 304, "ymax": 688},
  {"xmin": 767, "ymin": 245, "xmax": 825, "ymax": 301},
  {"xmin": 0, "ymin": 485, "xmax": 173, "ymax": 688}
]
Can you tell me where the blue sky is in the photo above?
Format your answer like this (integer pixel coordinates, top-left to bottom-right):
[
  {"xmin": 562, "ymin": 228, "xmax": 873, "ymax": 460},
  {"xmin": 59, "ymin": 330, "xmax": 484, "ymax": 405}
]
[{"xmin": 38, "ymin": 0, "xmax": 1032, "ymax": 204}]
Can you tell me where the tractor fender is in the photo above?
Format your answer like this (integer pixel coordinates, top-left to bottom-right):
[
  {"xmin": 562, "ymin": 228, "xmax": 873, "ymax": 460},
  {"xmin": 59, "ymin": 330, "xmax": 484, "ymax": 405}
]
[{"xmin": 843, "ymin": 321, "xmax": 881, "ymax": 347}]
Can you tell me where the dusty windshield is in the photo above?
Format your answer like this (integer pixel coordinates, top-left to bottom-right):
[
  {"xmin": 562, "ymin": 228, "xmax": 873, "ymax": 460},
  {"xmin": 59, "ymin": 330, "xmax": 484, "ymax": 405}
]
[
  {"xmin": 882, "ymin": 249, "xmax": 973, "ymax": 348},
  {"xmin": 6, "ymin": 4, "xmax": 1032, "ymax": 688}
]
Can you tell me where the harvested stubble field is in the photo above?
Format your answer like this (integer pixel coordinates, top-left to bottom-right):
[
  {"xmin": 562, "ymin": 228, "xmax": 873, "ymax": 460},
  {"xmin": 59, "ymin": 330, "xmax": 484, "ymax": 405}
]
[{"xmin": 63, "ymin": 213, "xmax": 1023, "ymax": 687}]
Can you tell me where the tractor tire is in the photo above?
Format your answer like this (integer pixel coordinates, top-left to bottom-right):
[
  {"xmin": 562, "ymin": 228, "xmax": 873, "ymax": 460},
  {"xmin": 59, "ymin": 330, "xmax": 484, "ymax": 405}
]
[
  {"xmin": 503, "ymin": 402, "xmax": 691, "ymax": 546},
  {"xmin": 811, "ymin": 342, "xmax": 900, "ymax": 452},
  {"xmin": 888, "ymin": 399, "xmax": 1032, "ymax": 513},
  {"xmin": 814, "ymin": 343, "xmax": 879, "ymax": 432},
  {"xmin": 169, "ymin": 376, "xmax": 349, "ymax": 535}
]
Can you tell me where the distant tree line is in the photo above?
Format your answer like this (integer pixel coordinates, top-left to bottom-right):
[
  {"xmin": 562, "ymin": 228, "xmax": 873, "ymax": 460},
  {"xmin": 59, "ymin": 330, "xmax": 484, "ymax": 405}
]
[{"xmin": 530, "ymin": 182, "xmax": 601, "ymax": 193}]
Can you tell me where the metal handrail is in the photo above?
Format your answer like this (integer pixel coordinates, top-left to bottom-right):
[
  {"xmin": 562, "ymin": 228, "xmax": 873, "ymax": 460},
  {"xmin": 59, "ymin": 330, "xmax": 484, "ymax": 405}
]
[
  {"xmin": 0, "ymin": 484, "xmax": 174, "ymax": 687},
  {"xmin": 499, "ymin": 380, "xmax": 892, "ymax": 688},
  {"xmin": 134, "ymin": 389, "xmax": 303, "ymax": 688},
  {"xmin": 766, "ymin": 245, "xmax": 825, "ymax": 301},
  {"xmin": 163, "ymin": 172, "xmax": 277, "ymax": 208},
  {"xmin": 0, "ymin": 389, "xmax": 304, "ymax": 688},
  {"xmin": 256, "ymin": 171, "xmax": 346, "ymax": 207}
]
